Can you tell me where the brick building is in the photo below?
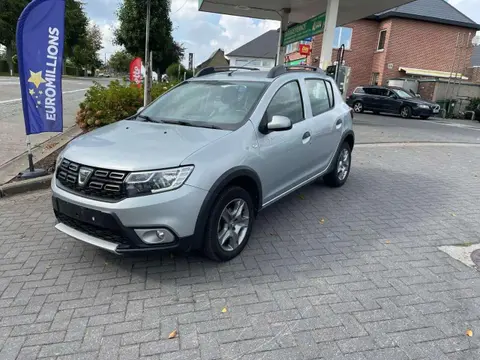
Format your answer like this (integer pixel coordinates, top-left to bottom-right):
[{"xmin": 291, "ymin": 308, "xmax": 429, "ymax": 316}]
[{"xmin": 287, "ymin": 0, "xmax": 480, "ymax": 95}]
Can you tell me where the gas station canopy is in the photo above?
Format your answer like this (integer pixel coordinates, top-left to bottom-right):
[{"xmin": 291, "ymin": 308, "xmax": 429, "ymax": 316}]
[{"xmin": 198, "ymin": 0, "xmax": 415, "ymax": 25}]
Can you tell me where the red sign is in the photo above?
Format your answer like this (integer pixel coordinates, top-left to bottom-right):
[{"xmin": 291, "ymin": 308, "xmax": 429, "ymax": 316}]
[
  {"xmin": 299, "ymin": 44, "xmax": 311, "ymax": 56},
  {"xmin": 129, "ymin": 57, "xmax": 143, "ymax": 88}
]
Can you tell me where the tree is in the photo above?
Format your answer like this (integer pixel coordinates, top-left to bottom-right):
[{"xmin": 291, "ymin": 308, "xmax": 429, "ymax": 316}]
[
  {"xmin": 114, "ymin": 0, "xmax": 183, "ymax": 73},
  {"xmin": 166, "ymin": 63, "xmax": 186, "ymax": 80},
  {"xmin": 108, "ymin": 50, "xmax": 134, "ymax": 73},
  {"xmin": 0, "ymin": 0, "xmax": 89, "ymax": 74},
  {"xmin": 71, "ymin": 24, "xmax": 103, "ymax": 74},
  {"xmin": 0, "ymin": 0, "xmax": 29, "ymax": 73}
]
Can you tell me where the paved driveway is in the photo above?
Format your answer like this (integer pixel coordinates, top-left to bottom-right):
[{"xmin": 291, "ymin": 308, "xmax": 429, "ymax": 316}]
[{"xmin": 0, "ymin": 116, "xmax": 480, "ymax": 359}]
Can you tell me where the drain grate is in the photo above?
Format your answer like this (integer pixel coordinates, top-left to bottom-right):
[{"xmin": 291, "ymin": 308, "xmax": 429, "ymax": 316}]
[{"xmin": 471, "ymin": 249, "xmax": 480, "ymax": 267}]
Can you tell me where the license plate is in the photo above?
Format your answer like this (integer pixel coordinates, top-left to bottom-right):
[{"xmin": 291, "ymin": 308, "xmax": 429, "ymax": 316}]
[{"xmin": 54, "ymin": 198, "xmax": 111, "ymax": 228}]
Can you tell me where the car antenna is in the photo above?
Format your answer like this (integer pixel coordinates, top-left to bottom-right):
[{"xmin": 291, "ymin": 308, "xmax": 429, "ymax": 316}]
[{"xmin": 228, "ymin": 50, "xmax": 273, "ymax": 76}]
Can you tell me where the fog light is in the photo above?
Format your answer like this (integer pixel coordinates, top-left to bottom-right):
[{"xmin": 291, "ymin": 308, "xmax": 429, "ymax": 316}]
[{"xmin": 135, "ymin": 228, "xmax": 175, "ymax": 245}]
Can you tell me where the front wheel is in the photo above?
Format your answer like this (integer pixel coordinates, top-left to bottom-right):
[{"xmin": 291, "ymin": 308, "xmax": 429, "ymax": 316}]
[
  {"xmin": 323, "ymin": 142, "xmax": 352, "ymax": 188},
  {"xmin": 400, "ymin": 106, "xmax": 412, "ymax": 118},
  {"xmin": 203, "ymin": 186, "xmax": 255, "ymax": 262}
]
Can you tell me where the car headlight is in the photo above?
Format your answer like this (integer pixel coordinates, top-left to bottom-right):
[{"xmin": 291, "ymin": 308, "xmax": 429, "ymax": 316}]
[
  {"xmin": 418, "ymin": 104, "xmax": 430, "ymax": 109},
  {"xmin": 55, "ymin": 153, "xmax": 64, "ymax": 172},
  {"xmin": 125, "ymin": 166, "xmax": 194, "ymax": 196}
]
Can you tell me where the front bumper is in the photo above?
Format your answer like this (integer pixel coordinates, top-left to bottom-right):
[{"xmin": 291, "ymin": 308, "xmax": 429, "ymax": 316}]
[
  {"xmin": 51, "ymin": 178, "xmax": 208, "ymax": 254},
  {"xmin": 412, "ymin": 107, "xmax": 434, "ymax": 117}
]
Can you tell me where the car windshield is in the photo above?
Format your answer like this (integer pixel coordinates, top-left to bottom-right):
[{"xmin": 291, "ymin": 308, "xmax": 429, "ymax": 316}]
[
  {"xmin": 140, "ymin": 80, "xmax": 268, "ymax": 130},
  {"xmin": 393, "ymin": 89, "xmax": 413, "ymax": 99}
]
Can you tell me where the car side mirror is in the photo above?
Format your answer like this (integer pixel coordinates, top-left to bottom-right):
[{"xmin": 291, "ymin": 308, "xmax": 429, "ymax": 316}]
[
  {"xmin": 267, "ymin": 115, "xmax": 292, "ymax": 132},
  {"xmin": 136, "ymin": 106, "xmax": 144, "ymax": 114}
]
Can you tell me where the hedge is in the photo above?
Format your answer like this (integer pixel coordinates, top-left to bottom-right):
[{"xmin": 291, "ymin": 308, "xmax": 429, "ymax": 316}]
[{"xmin": 76, "ymin": 80, "xmax": 177, "ymax": 131}]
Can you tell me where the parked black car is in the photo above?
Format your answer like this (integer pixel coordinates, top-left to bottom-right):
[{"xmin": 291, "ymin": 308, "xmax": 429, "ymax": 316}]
[
  {"xmin": 475, "ymin": 104, "xmax": 480, "ymax": 122},
  {"xmin": 346, "ymin": 85, "xmax": 441, "ymax": 119}
]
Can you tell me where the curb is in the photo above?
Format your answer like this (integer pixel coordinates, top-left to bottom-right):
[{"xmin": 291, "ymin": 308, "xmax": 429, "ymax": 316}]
[{"xmin": 0, "ymin": 175, "xmax": 52, "ymax": 198}]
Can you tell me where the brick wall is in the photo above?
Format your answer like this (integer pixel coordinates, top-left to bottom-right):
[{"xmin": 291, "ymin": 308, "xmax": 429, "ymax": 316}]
[
  {"xmin": 309, "ymin": 19, "xmax": 379, "ymax": 95},
  {"xmin": 466, "ymin": 67, "xmax": 480, "ymax": 83},
  {"xmin": 418, "ymin": 81, "xmax": 436, "ymax": 100},
  {"xmin": 308, "ymin": 17, "xmax": 476, "ymax": 95},
  {"xmin": 383, "ymin": 19, "xmax": 474, "ymax": 82}
]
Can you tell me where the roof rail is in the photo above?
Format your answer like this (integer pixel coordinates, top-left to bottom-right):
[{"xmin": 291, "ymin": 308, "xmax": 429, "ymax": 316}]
[
  {"xmin": 266, "ymin": 65, "xmax": 324, "ymax": 78},
  {"xmin": 195, "ymin": 66, "xmax": 260, "ymax": 78}
]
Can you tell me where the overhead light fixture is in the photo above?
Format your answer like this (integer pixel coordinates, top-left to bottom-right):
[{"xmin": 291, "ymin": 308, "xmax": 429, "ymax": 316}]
[{"xmin": 235, "ymin": 5, "xmax": 251, "ymax": 10}]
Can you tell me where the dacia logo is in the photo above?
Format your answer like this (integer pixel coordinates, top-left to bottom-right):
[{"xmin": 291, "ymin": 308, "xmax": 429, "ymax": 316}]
[{"xmin": 78, "ymin": 167, "xmax": 93, "ymax": 187}]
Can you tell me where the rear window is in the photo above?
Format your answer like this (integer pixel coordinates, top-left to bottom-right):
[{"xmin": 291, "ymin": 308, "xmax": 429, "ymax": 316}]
[{"xmin": 353, "ymin": 87, "xmax": 365, "ymax": 94}]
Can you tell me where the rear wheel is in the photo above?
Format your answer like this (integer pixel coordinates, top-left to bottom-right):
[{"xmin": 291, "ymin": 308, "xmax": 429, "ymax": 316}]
[
  {"xmin": 203, "ymin": 186, "xmax": 254, "ymax": 262},
  {"xmin": 353, "ymin": 102, "xmax": 363, "ymax": 113},
  {"xmin": 400, "ymin": 106, "xmax": 412, "ymax": 118},
  {"xmin": 323, "ymin": 142, "xmax": 352, "ymax": 188}
]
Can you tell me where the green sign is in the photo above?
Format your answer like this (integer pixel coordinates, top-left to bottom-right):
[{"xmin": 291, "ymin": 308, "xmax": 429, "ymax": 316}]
[
  {"xmin": 286, "ymin": 58, "xmax": 307, "ymax": 66},
  {"xmin": 282, "ymin": 13, "xmax": 326, "ymax": 46}
]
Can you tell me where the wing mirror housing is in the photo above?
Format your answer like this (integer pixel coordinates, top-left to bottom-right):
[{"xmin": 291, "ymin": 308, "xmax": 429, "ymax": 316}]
[{"xmin": 267, "ymin": 115, "xmax": 293, "ymax": 132}]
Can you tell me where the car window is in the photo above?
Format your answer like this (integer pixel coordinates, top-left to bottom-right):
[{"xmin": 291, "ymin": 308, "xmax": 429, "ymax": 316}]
[
  {"xmin": 353, "ymin": 87, "xmax": 365, "ymax": 94},
  {"xmin": 325, "ymin": 80, "xmax": 335, "ymax": 108},
  {"xmin": 141, "ymin": 80, "xmax": 267, "ymax": 130},
  {"xmin": 363, "ymin": 87, "xmax": 374, "ymax": 95},
  {"xmin": 305, "ymin": 79, "xmax": 331, "ymax": 116},
  {"xmin": 265, "ymin": 81, "xmax": 304, "ymax": 124}
]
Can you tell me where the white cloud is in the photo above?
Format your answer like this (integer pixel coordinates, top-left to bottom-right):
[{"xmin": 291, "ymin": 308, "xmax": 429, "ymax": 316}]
[{"xmin": 170, "ymin": 0, "xmax": 279, "ymax": 67}]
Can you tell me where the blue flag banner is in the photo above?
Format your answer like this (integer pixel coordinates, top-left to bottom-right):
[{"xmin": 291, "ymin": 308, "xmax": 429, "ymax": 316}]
[{"xmin": 16, "ymin": 0, "xmax": 66, "ymax": 135}]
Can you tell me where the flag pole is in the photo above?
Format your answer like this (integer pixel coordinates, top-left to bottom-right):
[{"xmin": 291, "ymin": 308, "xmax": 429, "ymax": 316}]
[
  {"xmin": 20, "ymin": 135, "xmax": 47, "ymax": 179},
  {"xmin": 143, "ymin": 0, "xmax": 151, "ymax": 107}
]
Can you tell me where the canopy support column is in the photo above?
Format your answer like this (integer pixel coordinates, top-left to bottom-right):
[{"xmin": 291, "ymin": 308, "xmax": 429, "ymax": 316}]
[
  {"xmin": 275, "ymin": 8, "xmax": 291, "ymax": 66},
  {"xmin": 319, "ymin": 0, "xmax": 339, "ymax": 70}
]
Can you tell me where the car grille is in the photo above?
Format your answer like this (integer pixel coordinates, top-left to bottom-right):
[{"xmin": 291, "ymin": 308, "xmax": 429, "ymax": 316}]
[
  {"xmin": 56, "ymin": 159, "xmax": 128, "ymax": 201},
  {"xmin": 56, "ymin": 212, "xmax": 128, "ymax": 244}
]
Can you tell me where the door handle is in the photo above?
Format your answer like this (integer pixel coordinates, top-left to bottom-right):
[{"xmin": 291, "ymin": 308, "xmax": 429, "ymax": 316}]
[
  {"xmin": 302, "ymin": 131, "xmax": 311, "ymax": 144},
  {"xmin": 335, "ymin": 119, "xmax": 342, "ymax": 129}
]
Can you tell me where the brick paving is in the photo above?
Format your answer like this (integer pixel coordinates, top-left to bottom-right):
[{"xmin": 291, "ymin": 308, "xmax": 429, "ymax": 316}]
[{"xmin": 1, "ymin": 144, "xmax": 480, "ymax": 359}]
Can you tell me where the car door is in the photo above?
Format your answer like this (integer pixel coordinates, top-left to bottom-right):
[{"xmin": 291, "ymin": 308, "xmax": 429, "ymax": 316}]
[
  {"xmin": 254, "ymin": 80, "xmax": 316, "ymax": 204},
  {"xmin": 361, "ymin": 87, "xmax": 377, "ymax": 110},
  {"xmin": 383, "ymin": 89, "xmax": 403, "ymax": 113},
  {"xmin": 304, "ymin": 78, "xmax": 342, "ymax": 173}
]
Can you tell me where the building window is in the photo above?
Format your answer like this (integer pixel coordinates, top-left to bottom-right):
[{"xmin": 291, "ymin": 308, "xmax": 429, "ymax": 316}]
[
  {"xmin": 333, "ymin": 27, "xmax": 352, "ymax": 49},
  {"xmin": 377, "ymin": 30, "xmax": 387, "ymax": 51},
  {"xmin": 285, "ymin": 42, "xmax": 299, "ymax": 54}
]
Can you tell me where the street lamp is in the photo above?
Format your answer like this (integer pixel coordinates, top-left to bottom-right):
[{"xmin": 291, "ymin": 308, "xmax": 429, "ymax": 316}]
[{"xmin": 144, "ymin": 0, "xmax": 151, "ymax": 107}]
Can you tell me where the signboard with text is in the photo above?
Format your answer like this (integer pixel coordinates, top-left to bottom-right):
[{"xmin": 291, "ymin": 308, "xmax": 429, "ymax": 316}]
[{"xmin": 282, "ymin": 13, "xmax": 325, "ymax": 46}]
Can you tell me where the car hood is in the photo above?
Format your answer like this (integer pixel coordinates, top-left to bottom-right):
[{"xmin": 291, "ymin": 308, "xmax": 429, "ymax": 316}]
[{"xmin": 62, "ymin": 120, "xmax": 230, "ymax": 171}]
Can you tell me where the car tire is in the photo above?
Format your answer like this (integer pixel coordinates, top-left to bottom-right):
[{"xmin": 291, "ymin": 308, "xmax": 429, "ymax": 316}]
[
  {"xmin": 400, "ymin": 106, "xmax": 412, "ymax": 118},
  {"xmin": 353, "ymin": 101, "xmax": 364, "ymax": 113},
  {"xmin": 323, "ymin": 142, "xmax": 352, "ymax": 188},
  {"xmin": 203, "ymin": 186, "xmax": 255, "ymax": 262},
  {"xmin": 420, "ymin": 116, "xmax": 430, "ymax": 120}
]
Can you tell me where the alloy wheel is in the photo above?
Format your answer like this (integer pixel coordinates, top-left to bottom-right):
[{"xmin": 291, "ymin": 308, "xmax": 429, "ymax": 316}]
[
  {"xmin": 337, "ymin": 148, "xmax": 350, "ymax": 181},
  {"xmin": 353, "ymin": 103, "xmax": 363, "ymax": 113},
  {"xmin": 217, "ymin": 198, "xmax": 250, "ymax": 252}
]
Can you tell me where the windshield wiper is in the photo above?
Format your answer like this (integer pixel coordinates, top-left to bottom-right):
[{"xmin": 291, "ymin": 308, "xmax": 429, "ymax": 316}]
[
  {"xmin": 161, "ymin": 120, "xmax": 222, "ymax": 130},
  {"xmin": 137, "ymin": 114, "xmax": 160, "ymax": 123}
]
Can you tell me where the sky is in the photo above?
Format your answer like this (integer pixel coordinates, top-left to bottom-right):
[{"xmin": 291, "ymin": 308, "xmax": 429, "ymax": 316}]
[{"xmin": 84, "ymin": 0, "xmax": 479, "ymax": 67}]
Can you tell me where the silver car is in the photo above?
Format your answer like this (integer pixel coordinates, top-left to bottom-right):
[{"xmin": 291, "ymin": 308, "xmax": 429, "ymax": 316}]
[{"xmin": 52, "ymin": 65, "xmax": 355, "ymax": 261}]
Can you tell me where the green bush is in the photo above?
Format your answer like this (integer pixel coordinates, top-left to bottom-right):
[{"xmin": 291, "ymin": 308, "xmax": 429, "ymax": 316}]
[
  {"xmin": 466, "ymin": 97, "xmax": 480, "ymax": 112},
  {"xmin": 166, "ymin": 63, "xmax": 186, "ymax": 80},
  {"xmin": 76, "ymin": 80, "xmax": 177, "ymax": 131}
]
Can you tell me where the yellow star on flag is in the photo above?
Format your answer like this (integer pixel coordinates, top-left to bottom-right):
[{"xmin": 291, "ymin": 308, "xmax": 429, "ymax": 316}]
[
  {"xmin": 28, "ymin": 70, "xmax": 46, "ymax": 89},
  {"xmin": 29, "ymin": 88, "xmax": 35, "ymax": 96}
]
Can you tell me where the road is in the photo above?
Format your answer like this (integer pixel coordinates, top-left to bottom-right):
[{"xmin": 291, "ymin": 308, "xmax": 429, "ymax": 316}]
[
  {"xmin": 0, "ymin": 77, "xmax": 113, "ymax": 167},
  {"xmin": 354, "ymin": 113, "xmax": 480, "ymax": 144},
  {"xmin": 0, "ymin": 114, "xmax": 480, "ymax": 359}
]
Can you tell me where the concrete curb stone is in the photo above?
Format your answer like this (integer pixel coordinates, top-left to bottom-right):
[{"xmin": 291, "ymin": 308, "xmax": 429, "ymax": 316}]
[{"xmin": 0, "ymin": 175, "xmax": 52, "ymax": 198}]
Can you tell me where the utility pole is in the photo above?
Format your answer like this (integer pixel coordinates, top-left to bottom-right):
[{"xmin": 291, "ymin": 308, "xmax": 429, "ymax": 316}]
[{"xmin": 144, "ymin": 0, "xmax": 151, "ymax": 107}]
